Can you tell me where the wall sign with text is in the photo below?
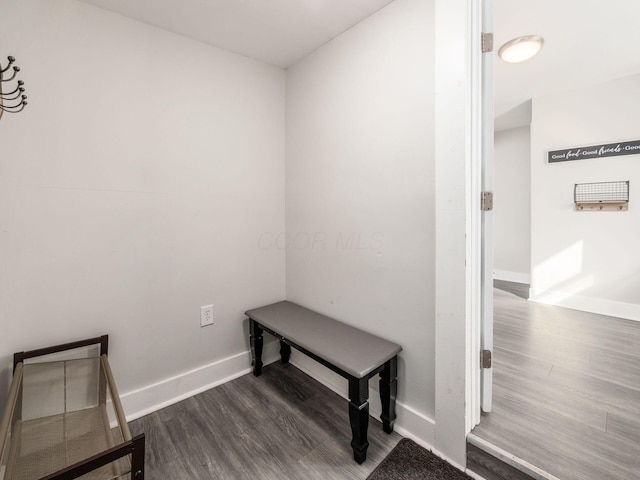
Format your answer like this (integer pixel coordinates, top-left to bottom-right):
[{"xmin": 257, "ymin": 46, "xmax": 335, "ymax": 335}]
[{"xmin": 548, "ymin": 139, "xmax": 640, "ymax": 163}]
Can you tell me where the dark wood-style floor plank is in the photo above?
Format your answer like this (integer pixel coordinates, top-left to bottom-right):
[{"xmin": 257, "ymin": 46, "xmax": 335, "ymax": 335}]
[
  {"xmin": 467, "ymin": 443, "xmax": 533, "ymax": 480},
  {"xmin": 471, "ymin": 288, "xmax": 640, "ymax": 480},
  {"xmin": 129, "ymin": 361, "xmax": 401, "ymax": 479}
]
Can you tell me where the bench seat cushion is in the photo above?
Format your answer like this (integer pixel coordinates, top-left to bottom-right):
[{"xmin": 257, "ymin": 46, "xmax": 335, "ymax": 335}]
[{"xmin": 245, "ymin": 301, "xmax": 402, "ymax": 378}]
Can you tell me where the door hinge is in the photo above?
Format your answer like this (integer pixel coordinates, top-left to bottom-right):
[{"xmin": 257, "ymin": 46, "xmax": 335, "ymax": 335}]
[
  {"xmin": 480, "ymin": 349, "xmax": 492, "ymax": 369},
  {"xmin": 481, "ymin": 191, "xmax": 493, "ymax": 211},
  {"xmin": 481, "ymin": 33, "xmax": 494, "ymax": 53}
]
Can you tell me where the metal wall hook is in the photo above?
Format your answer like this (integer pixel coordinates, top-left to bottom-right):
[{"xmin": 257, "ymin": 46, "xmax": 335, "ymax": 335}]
[
  {"xmin": 0, "ymin": 55, "xmax": 27, "ymax": 119},
  {"xmin": 2, "ymin": 95, "xmax": 27, "ymax": 108},
  {"xmin": 0, "ymin": 96, "xmax": 27, "ymax": 109},
  {"xmin": 1, "ymin": 88, "xmax": 25, "ymax": 101},
  {"xmin": 1, "ymin": 66, "xmax": 20, "ymax": 83},
  {"xmin": 0, "ymin": 101, "xmax": 27, "ymax": 113},
  {"xmin": 0, "ymin": 56, "xmax": 15, "ymax": 74},
  {"xmin": 1, "ymin": 84, "xmax": 24, "ymax": 97}
]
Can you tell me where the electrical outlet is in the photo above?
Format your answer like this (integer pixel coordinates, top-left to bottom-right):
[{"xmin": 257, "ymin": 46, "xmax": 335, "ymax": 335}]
[{"xmin": 200, "ymin": 305, "xmax": 214, "ymax": 327}]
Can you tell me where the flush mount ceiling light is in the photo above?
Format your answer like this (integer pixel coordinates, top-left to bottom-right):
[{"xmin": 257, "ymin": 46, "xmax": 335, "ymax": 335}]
[{"xmin": 498, "ymin": 35, "xmax": 544, "ymax": 63}]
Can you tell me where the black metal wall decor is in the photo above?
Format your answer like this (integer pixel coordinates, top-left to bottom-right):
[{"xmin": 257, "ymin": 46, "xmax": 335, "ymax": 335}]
[
  {"xmin": 549, "ymin": 139, "xmax": 640, "ymax": 163},
  {"xmin": 0, "ymin": 55, "xmax": 27, "ymax": 119}
]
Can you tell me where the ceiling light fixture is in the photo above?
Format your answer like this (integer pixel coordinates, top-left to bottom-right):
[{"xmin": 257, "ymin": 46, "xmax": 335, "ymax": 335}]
[{"xmin": 498, "ymin": 35, "xmax": 544, "ymax": 63}]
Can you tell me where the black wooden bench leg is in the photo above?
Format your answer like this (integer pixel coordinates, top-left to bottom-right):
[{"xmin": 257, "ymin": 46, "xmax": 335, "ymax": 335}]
[
  {"xmin": 279, "ymin": 339, "xmax": 291, "ymax": 364},
  {"xmin": 379, "ymin": 356, "xmax": 398, "ymax": 434},
  {"xmin": 250, "ymin": 319, "xmax": 263, "ymax": 376},
  {"xmin": 348, "ymin": 377, "xmax": 369, "ymax": 464}
]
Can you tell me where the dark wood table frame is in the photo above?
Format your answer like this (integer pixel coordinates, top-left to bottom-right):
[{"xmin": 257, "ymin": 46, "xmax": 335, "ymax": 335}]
[{"xmin": 249, "ymin": 319, "xmax": 398, "ymax": 464}]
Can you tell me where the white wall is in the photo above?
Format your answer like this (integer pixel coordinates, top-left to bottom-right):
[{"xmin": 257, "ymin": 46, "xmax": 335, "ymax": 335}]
[
  {"xmin": 0, "ymin": 0, "xmax": 477, "ymax": 466},
  {"xmin": 285, "ymin": 0, "xmax": 436, "ymax": 442},
  {"xmin": 493, "ymin": 126, "xmax": 531, "ymax": 283},
  {"xmin": 530, "ymin": 74, "xmax": 640, "ymax": 320},
  {"xmin": 0, "ymin": 0, "xmax": 286, "ymax": 410},
  {"xmin": 433, "ymin": 0, "xmax": 477, "ymax": 467}
]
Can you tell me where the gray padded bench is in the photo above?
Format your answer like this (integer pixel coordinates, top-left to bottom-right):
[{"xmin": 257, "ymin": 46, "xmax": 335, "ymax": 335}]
[{"xmin": 245, "ymin": 301, "xmax": 402, "ymax": 464}]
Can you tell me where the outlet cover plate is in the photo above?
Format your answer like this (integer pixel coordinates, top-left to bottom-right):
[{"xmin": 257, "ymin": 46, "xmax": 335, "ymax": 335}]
[{"xmin": 201, "ymin": 305, "xmax": 214, "ymax": 327}]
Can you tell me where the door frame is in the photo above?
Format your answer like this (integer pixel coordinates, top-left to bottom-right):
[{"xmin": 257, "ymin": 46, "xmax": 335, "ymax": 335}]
[
  {"xmin": 466, "ymin": 0, "xmax": 493, "ymax": 430},
  {"xmin": 433, "ymin": 0, "xmax": 488, "ymax": 467},
  {"xmin": 480, "ymin": 0, "xmax": 494, "ymax": 415}
]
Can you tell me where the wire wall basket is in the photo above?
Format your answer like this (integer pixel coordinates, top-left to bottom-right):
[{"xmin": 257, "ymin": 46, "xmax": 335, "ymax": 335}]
[{"xmin": 574, "ymin": 181, "xmax": 629, "ymax": 211}]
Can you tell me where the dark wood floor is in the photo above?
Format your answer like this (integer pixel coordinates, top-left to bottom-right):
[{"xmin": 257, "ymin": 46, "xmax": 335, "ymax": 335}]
[
  {"xmin": 472, "ymin": 288, "xmax": 640, "ymax": 480},
  {"xmin": 129, "ymin": 361, "xmax": 401, "ymax": 479}
]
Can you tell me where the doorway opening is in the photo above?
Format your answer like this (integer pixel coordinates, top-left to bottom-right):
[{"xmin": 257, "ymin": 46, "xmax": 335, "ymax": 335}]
[{"xmin": 469, "ymin": 1, "xmax": 640, "ymax": 479}]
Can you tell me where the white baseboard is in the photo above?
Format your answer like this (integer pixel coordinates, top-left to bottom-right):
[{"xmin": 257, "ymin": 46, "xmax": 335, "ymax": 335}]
[
  {"xmin": 529, "ymin": 289, "xmax": 640, "ymax": 323},
  {"xmin": 465, "ymin": 470, "xmax": 488, "ymax": 480},
  {"xmin": 393, "ymin": 406, "xmax": 436, "ymax": 455},
  {"xmin": 120, "ymin": 342, "xmax": 438, "ymax": 469},
  {"xmin": 289, "ymin": 352, "xmax": 436, "ymax": 450},
  {"xmin": 121, "ymin": 340, "xmax": 281, "ymax": 421},
  {"xmin": 493, "ymin": 269, "xmax": 530, "ymax": 284}
]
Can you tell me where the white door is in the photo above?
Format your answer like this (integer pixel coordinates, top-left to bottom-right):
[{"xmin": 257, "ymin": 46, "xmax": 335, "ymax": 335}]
[{"xmin": 480, "ymin": 0, "xmax": 494, "ymax": 413}]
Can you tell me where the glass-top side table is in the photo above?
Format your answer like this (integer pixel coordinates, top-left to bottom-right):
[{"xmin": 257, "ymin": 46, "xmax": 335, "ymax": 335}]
[{"xmin": 0, "ymin": 336, "xmax": 145, "ymax": 480}]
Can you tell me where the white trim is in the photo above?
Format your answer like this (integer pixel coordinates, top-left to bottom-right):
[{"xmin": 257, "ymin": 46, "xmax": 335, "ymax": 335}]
[
  {"xmin": 467, "ymin": 434, "xmax": 562, "ymax": 480},
  {"xmin": 120, "ymin": 341, "xmax": 440, "ymax": 458},
  {"xmin": 465, "ymin": 470, "xmax": 489, "ymax": 480},
  {"xmin": 435, "ymin": 0, "xmax": 482, "ymax": 466},
  {"xmin": 479, "ymin": 0, "xmax": 494, "ymax": 416},
  {"xmin": 427, "ymin": 446, "xmax": 467, "ymax": 473},
  {"xmin": 291, "ymin": 354, "xmax": 468, "ymax": 470},
  {"xmin": 392, "ymin": 404, "xmax": 436, "ymax": 453},
  {"xmin": 529, "ymin": 290, "xmax": 640, "ymax": 323},
  {"xmin": 466, "ymin": 0, "xmax": 484, "ymax": 431},
  {"xmin": 121, "ymin": 341, "xmax": 281, "ymax": 421},
  {"xmin": 493, "ymin": 269, "xmax": 530, "ymax": 284}
]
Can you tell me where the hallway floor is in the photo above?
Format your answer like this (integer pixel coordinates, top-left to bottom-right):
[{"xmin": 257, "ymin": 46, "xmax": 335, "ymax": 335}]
[
  {"xmin": 129, "ymin": 361, "xmax": 401, "ymax": 479},
  {"xmin": 471, "ymin": 289, "xmax": 640, "ymax": 480}
]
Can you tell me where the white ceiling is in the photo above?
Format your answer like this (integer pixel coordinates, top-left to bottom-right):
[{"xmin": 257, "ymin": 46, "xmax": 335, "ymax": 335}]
[
  {"xmin": 494, "ymin": 0, "xmax": 640, "ymax": 118},
  {"xmin": 78, "ymin": 0, "xmax": 395, "ymax": 68},
  {"xmin": 78, "ymin": 0, "xmax": 640, "ymax": 118}
]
